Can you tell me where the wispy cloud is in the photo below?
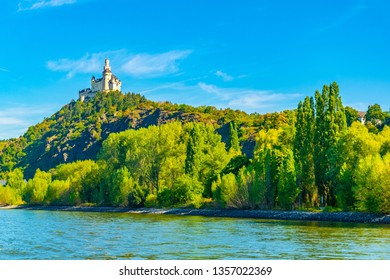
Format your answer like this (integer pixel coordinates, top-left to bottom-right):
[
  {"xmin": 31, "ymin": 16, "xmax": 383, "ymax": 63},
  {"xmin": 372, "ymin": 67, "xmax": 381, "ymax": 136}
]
[
  {"xmin": 198, "ymin": 82, "xmax": 302, "ymax": 111},
  {"xmin": 47, "ymin": 52, "xmax": 105, "ymax": 78},
  {"xmin": 121, "ymin": 50, "xmax": 192, "ymax": 77},
  {"xmin": 0, "ymin": 67, "xmax": 9, "ymax": 72},
  {"xmin": 215, "ymin": 70, "xmax": 233, "ymax": 81},
  {"xmin": 47, "ymin": 49, "xmax": 192, "ymax": 78},
  {"xmin": 18, "ymin": 0, "xmax": 76, "ymax": 11},
  {"xmin": 0, "ymin": 104, "xmax": 58, "ymax": 140}
]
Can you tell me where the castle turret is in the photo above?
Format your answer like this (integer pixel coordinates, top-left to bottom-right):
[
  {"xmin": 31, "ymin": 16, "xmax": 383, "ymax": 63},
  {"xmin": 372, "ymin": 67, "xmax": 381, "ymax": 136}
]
[
  {"xmin": 79, "ymin": 59, "xmax": 122, "ymax": 101},
  {"xmin": 102, "ymin": 58, "xmax": 112, "ymax": 92}
]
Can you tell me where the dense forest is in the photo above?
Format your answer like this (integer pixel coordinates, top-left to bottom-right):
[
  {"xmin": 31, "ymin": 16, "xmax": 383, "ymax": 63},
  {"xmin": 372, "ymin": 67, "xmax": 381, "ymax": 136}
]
[{"xmin": 1, "ymin": 82, "xmax": 389, "ymax": 213}]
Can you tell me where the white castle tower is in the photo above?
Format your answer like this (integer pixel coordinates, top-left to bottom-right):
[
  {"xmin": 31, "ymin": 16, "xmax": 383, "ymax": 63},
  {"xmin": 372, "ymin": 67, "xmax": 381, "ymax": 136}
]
[{"xmin": 79, "ymin": 59, "xmax": 122, "ymax": 101}]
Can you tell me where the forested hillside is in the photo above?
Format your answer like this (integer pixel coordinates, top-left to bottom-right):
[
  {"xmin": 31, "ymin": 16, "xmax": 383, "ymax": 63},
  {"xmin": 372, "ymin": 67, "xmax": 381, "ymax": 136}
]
[
  {"xmin": 1, "ymin": 83, "xmax": 389, "ymax": 213},
  {"xmin": 0, "ymin": 91, "xmax": 291, "ymax": 179}
]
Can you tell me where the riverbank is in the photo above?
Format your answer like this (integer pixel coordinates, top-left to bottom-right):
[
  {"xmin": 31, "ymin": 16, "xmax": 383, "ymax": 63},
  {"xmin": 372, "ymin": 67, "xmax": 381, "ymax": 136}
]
[{"xmin": 1, "ymin": 205, "xmax": 389, "ymax": 224}]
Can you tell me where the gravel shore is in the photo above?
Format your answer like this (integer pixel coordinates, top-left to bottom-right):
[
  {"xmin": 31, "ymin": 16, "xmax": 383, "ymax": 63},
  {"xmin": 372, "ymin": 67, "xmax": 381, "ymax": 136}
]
[{"xmin": 1, "ymin": 205, "xmax": 389, "ymax": 224}]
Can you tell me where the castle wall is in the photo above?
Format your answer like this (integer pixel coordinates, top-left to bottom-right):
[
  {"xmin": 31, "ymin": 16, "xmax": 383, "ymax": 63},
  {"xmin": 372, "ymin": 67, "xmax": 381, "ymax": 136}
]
[{"xmin": 91, "ymin": 79, "xmax": 103, "ymax": 93}]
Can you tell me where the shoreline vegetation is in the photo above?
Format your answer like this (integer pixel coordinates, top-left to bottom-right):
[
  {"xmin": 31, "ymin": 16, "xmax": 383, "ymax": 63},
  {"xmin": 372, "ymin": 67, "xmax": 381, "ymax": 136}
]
[
  {"xmin": 1, "ymin": 85, "xmax": 390, "ymax": 216},
  {"xmin": 1, "ymin": 205, "xmax": 389, "ymax": 224}
]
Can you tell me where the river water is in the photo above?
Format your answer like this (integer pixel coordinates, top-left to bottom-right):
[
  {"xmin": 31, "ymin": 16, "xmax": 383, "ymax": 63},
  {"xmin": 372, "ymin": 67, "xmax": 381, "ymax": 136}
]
[{"xmin": 0, "ymin": 209, "xmax": 389, "ymax": 259}]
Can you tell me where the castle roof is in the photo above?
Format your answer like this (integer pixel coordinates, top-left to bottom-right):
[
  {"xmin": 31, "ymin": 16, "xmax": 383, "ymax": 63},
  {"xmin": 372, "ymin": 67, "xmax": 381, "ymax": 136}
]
[{"xmin": 79, "ymin": 88, "xmax": 91, "ymax": 93}]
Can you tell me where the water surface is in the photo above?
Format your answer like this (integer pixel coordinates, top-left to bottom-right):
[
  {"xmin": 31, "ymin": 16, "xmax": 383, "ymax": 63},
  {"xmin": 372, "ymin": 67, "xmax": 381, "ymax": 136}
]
[{"xmin": 0, "ymin": 209, "xmax": 389, "ymax": 259}]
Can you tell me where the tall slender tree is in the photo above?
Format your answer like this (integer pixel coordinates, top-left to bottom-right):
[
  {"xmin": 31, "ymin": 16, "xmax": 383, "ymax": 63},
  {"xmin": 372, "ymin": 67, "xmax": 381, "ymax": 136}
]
[
  {"xmin": 277, "ymin": 150, "xmax": 298, "ymax": 210},
  {"xmin": 314, "ymin": 82, "xmax": 347, "ymax": 206},
  {"xmin": 227, "ymin": 121, "xmax": 240, "ymax": 154},
  {"xmin": 294, "ymin": 96, "xmax": 316, "ymax": 207},
  {"xmin": 185, "ymin": 124, "xmax": 202, "ymax": 179}
]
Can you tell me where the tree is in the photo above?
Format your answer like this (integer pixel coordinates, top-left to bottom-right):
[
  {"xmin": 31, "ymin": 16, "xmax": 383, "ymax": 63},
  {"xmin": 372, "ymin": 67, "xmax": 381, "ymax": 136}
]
[
  {"xmin": 6, "ymin": 168, "xmax": 26, "ymax": 196},
  {"xmin": 366, "ymin": 104, "xmax": 385, "ymax": 125},
  {"xmin": 354, "ymin": 154, "xmax": 390, "ymax": 213},
  {"xmin": 185, "ymin": 124, "xmax": 202, "ymax": 179},
  {"xmin": 24, "ymin": 169, "xmax": 52, "ymax": 204},
  {"xmin": 345, "ymin": 106, "xmax": 360, "ymax": 126},
  {"xmin": 314, "ymin": 82, "xmax": 347, "ymax": 206},
  {"xmin": 294, "ymin": 96, "xmax": 316, "ymax": 207},
  {"xmin": 253, "ymin": 128, "xmax": 286, "ymax": 209},
  {"xmin": 227, "ymin": 121, "xmax": 240, "ymax": 154},
  {"xmin": 53, "ymin": 160, "xmax": 100, "ymax": 205},
  {"xmin": 221, "ymin": 155, "xmax": 250, "ymax": 176},
  {"xmin": 159, "ymin": 174, "xmax": 203, "ymax": 207},
  {"xmin": 216, "ymin": 173, "xmax": 238, "ymax": 208},
  {"xmin": 277, "ymin": 150, "xmax": 298, "ymax": 210},
  {"xmin": 109, "ymin": 167, "xmax": 134, "ymax": 206},
  {"xmin": 334, "ymin": 123, "xmax": 381, "ymax": 210},
  {"xmin": 45, "ymin": 179, "xmax": 71, "ymax": 205}
]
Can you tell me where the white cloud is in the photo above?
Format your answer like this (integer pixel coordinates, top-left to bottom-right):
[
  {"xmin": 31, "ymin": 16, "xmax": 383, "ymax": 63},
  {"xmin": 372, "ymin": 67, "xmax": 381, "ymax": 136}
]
[
  {"xmin": 18, "ymin": 0, "xmax": 76, "ymax": 11},
  {"xmin": 0, "ymin": 67, "xmax": 9, "ymax": 72},
  {"xmin": 0, "ymin": 104, "xmax": 58, "ymax": 140},
  {"xmin": 198, "ymin": 82, "xmax": 302, "ymax": 111},
  {"xmin": 121, "ymin": 50, "xmax": 192, "ymax": 77},
  {"xmin": 198, "ymin": 82, "xmax": 223, "ymax": 97},
  {"xmin": 215, "ymin": 70, "xmax": 233, "ymax": 81},
  {"xmin": 47, "ymin": 53, "xmax": 102, "ymax": 78},
  {"xmin": 47, "ymin": 49, "xmax": 192, "ymax": 78},
  {"xmin": 0, "ymin": 117, "xmax": 26, "ymax": 126}
]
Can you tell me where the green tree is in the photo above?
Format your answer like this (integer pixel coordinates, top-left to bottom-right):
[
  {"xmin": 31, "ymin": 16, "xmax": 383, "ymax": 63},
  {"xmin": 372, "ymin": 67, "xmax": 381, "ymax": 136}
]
[
  {"xmin": 345, "ymin": 106, "xmax": 360, "ymax": 126},
  {"xmin": 217, "ymin": 173, "xmax": 238, "ymax": 208},
  {"xmin": 109, "ymin": 167, "xmax": 134, "ymax": 206},
  {"xmin": 277, "ymin": 150, "xmax": 298, "ymax": 210},
  {"xmin": 227, "ymin": 121, "xmax": 240, "ymax": 154},
  {"xmin": 314, "ymin": 82, "xmax": 346, "ymax": 206},
  {"xmin": 354, "ymin": 154, "xmax": 390, "ymax": 213},
  {"xmin": 159, "ymin": 174, "xmax": 203, "ymax": 207},
  {"xmin": 53, "ymin": 160, "xmax": 100, "ymax": 205},
  {"xmin": 294, "ymin": 96, "xmax": 316, "ymax": 207},
  {"xmin": 332, "ymin": 123, "xmax": 380, "ymax": 210},
  {"xmin": 24, "ymin": 169, "xmax": 52, "ymax": 204},
  {"xmin": 366, "ymin": 104, "xmax": 385, "ymax": 124},
  {"xmin": 45, "ymin": 179, "xmax": 71, "ymax": 205},
  {"xmin": 185, "ymin": 124, "xmax": 202, "ymax": 178},
  {"xmin": 253, "ymin": 128, "xmax": 286, "ymax": 209},
  {"xmin": 6, "ymin": 168, "xmax": 26, "ymax": 197}
]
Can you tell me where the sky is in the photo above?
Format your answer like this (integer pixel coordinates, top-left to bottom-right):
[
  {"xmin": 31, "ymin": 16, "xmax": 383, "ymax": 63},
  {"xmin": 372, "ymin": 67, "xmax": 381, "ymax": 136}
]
[{"xmin": 1, "ymin": 0, "xmax": 390, "ymax": 139}]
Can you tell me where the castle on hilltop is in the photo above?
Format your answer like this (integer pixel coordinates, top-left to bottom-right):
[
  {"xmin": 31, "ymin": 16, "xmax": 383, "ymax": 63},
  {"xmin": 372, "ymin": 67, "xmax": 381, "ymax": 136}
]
[{"xmin": 79, "ymin": 59, "xmax": 122, "ymax": 101}]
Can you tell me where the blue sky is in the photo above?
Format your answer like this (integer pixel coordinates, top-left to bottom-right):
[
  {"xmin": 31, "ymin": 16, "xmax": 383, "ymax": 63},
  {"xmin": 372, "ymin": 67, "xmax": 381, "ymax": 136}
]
[{"xmin": 1, "ymin": 0, "xmax": 390, "ymax": 139}]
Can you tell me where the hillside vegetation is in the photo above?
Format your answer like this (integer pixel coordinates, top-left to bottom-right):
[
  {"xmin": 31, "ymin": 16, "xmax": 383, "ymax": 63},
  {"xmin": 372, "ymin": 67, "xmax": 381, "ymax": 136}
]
[
  {"xmin": 0, "ymin": 91, "xmax": 291, "ymax": 179},
  {"xmin": 1, "ymin": 83, "xmax": 389, "ymax": 213}
]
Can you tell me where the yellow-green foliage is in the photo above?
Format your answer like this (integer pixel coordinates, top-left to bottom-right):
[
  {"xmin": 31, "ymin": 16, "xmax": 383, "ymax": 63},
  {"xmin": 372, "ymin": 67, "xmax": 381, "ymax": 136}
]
[
  {"xmin": 354, "ymin": 154, "xmax": 390, "ymax": 213},
  {"xmin": 100, "ymin": 121, "xmax": 231, "ymax": 207},
  {"xmin": 24, "ymin": 169, "xmax": 52, "ymax": 205},
  {"xmin": 45, "ymin": 179, "xmax": 71, "ymax": 205},
  {"xmin": 53, "ymin": 160, "xmax": 99, "ymax": 205},
  {"xmin": 0, "ymin": 186, "xmax": 23, "ymax": 205}
]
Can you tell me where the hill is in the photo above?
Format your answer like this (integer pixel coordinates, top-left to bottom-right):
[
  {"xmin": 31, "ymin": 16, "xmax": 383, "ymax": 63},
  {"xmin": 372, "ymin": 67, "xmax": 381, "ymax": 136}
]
[{"xmin": 0, "ymin": 91, "xmax": 293, "ymax": 179}]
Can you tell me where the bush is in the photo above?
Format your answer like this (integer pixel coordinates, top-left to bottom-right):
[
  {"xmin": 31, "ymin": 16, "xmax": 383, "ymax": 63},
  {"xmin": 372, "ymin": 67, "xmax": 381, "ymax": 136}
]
[
  {"xmin": 144, "ymin": 194, "xmax": 158, "ymax": 208},
  {"xmin": 0, "ymin": 186, "xmax": 23, "ymax": 205}
]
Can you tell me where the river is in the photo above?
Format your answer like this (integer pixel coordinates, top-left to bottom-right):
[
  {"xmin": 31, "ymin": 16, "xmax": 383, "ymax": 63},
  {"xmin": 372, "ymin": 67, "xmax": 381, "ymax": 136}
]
[{"xmin": 0, "ymin": 209, "xmax": 389, "ymax": 259}]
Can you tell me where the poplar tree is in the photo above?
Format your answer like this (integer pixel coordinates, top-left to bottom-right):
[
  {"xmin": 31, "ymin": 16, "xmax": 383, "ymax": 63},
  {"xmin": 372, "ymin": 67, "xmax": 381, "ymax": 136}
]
[
  {"xmin": 185, "ymin": 124, "xmax": 202, "ymax": 179},
  {"xmin": 314, "ymin": 82, "xmax": 347, "ymax": 206},
  {"xmin": 227, "ymin": 122, "xmax": 240, "ymax": 154},
  {"xmin": 294, "ymin": 96, "xmax": 316, "ymax": 207},
  {"xmin": 277, "ymin": 150, "xmax": 298, "ymax": 210}
]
